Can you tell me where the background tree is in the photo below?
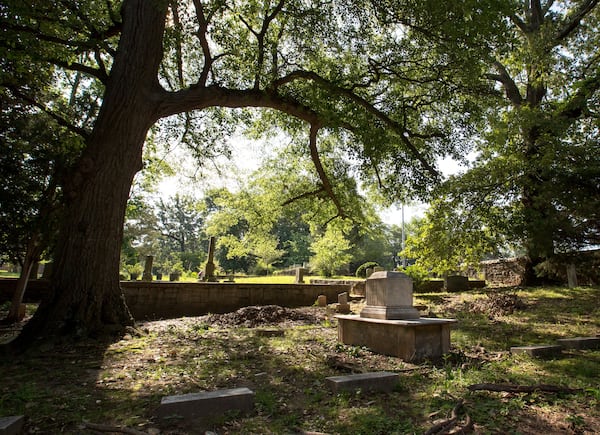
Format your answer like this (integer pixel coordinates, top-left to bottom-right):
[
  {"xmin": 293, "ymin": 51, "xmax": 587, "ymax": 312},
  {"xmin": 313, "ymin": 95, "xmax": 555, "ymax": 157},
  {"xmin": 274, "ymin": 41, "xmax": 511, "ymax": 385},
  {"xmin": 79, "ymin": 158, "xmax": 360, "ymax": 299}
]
[
  {"xmin": 0, "ymin": 53, "xmax": 83, "ymax": 323},
  {"xmin": 387, "ymin": 0, "xmax": 600, "ymax": 282},
  {"xmin": 310, "ymin": 222, "xmax": 353, "ymax": 277}
]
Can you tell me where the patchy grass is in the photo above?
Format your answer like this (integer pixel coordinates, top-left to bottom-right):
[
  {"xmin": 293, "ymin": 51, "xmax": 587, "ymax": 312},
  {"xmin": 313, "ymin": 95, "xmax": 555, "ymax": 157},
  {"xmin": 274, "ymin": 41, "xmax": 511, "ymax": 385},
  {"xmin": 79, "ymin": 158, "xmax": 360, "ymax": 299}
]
[{"xmin": 1, "ymin": 286, "xmax": 599, "ymax": 434}]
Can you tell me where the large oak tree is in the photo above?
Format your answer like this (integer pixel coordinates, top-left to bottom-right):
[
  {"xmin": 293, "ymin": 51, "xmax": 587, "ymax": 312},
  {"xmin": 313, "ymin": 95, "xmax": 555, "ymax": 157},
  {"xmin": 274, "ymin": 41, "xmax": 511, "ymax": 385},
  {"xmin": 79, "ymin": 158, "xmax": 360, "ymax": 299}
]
[{"xmin": 4, "ymin": 0, "xmax": 476, "ymax": 348}]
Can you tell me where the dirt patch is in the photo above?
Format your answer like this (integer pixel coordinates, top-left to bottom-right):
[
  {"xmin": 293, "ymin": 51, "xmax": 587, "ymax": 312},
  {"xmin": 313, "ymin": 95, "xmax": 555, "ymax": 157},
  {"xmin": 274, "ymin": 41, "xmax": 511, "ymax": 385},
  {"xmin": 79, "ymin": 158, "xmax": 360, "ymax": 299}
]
[
  {"xmin": 470, "ymin": 292, "xmax": 526, "ymax": 317},
  {"xmin": 205, "ymin": 304, "xmax": 326, "ymax": 328}
]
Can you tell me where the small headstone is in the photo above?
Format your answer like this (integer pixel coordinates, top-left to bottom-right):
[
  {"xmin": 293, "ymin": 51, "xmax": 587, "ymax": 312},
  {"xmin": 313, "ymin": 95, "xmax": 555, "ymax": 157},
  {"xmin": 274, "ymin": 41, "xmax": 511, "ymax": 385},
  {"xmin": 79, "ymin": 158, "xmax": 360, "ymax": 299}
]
[
  {"xmin": 373, "ymin": 266, "xmax": 384, "ymax": 272},
  {"xmin": 444, "ymin": 275, "xmax": 469, "ymax": 292},
  {"xmin": 204, "ymin": 236, "xmax": 217, "ymax": 282},
  {"xmin": 350, "ymin": 280, "xmax": 366, "ymax": 297},
  {"xmin": 511, "ymin": 345, "xmax": 563, "ymax": 358},
  {"xmin": 156, "ymin": 388, "xmax": 254, "ymax": 420},
  {"xmin": 336, "ymin": 292, "xmax": 351, "ymax": 314},
  {"xmin": 0, "ymin": 415, "xmax": 25, "ymax": 435},
  {"xmin": 365, "ymin": 267, "xmax": 373, "ymax": 278},
  {"xmin": 325, "ymin": 372, "xmax": 399, "ymax": 393},
  {"xmin": 566, "ymin": 264, "xmax": 578, "ymax": 288},
  {"xmin": 295, "ymin": 267, "xmax": 307, "ymax": 283},
  {"xmin": 142, "ymin": 255, "xmax": 154, "ymax": 281},
  {"xmin": 556, "ymin": 337, "xmax": 600, "ymax": 350},
  {"xmin": 317, "ymin": 295, "xmax": 327, "ymax": 307}
]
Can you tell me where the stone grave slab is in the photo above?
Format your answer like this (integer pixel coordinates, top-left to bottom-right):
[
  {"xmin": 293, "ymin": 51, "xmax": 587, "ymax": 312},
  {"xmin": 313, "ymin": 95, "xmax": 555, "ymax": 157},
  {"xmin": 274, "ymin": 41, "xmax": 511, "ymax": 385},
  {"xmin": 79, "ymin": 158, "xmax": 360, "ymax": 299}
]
[
  {"xmin": 511, "ymin": 345, "xmax": 563, "ymax": 358},
  {"xmin": 156, "ymin": 387, "xmax": 254, "ymax": 420},
  {"xmin": 325, "ymin": 371, "xmax": 399, "ymax": 393},
  {"xmin": 0, "ymin": 415, "xmax": 25, "ymax": 435},
  {"xmin": 255, "ymin": 328, "xmax": 285, "ymax": 337},
  {"xmin": 556, "ymin": 337, "xmax": 600, "ymax": 350}
]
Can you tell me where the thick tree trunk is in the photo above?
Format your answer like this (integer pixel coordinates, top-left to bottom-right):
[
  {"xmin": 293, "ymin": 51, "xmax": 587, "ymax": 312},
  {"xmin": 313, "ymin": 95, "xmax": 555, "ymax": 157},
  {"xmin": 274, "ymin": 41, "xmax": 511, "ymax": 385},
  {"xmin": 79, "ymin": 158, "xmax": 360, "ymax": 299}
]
[{"xmin": 8, "ymin": 0, "xmax": 169, "ymax": 348}]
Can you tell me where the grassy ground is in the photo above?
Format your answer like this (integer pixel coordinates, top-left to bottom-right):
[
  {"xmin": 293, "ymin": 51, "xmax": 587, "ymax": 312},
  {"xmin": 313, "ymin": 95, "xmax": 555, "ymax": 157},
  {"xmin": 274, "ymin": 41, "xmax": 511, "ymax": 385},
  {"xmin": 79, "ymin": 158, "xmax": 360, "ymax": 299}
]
[{"xmin": 1, "ymin": 286, "xmax": 599, "ymax": 434}]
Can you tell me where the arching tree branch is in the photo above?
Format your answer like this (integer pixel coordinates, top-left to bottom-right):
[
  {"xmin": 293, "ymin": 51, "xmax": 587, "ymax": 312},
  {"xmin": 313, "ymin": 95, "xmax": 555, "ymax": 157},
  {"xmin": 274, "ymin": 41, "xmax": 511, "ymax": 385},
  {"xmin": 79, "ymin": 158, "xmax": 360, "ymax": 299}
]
[
  {"xmin": 308, "ymin": 124, "xmax": 346, "ymax": 219},
  {"xmin": 271, "ymin": 70, "xmax": 440, "ymax": 178},
  {"xmin": 555, "ymin": 0, "xmax": 599, "ymax": 42},
  {"xmin": 7, "ymin": 87, "xmax": 90, "ymax": 139}
]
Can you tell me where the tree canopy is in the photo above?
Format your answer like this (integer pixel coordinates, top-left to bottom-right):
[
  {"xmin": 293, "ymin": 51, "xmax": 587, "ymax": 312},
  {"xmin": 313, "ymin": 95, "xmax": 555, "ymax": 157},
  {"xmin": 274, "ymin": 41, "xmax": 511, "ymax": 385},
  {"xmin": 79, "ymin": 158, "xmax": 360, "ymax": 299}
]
[{"xmin": 1, "ymin": 0, "xmax": 598, "ymax": 346}]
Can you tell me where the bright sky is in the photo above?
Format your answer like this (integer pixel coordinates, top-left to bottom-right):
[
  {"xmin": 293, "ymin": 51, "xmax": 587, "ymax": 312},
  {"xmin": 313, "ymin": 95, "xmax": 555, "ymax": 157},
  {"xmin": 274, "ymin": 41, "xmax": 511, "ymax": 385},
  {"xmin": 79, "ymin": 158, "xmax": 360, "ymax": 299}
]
[{"xmin": 155, "ymin": 136, "xmax": 468, "ymax": 225}]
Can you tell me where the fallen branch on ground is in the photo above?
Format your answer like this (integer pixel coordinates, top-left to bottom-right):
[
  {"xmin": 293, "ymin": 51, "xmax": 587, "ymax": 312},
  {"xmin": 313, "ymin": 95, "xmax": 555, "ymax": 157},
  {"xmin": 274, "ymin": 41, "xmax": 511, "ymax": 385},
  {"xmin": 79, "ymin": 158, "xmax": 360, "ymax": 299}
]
[
  {"xmin": 467, "ymin": 383, "xmax": 582, "ymax": 394},
  {"xmin": 425, "ymin": 399, "xmax": 473, "ymax": 435}
]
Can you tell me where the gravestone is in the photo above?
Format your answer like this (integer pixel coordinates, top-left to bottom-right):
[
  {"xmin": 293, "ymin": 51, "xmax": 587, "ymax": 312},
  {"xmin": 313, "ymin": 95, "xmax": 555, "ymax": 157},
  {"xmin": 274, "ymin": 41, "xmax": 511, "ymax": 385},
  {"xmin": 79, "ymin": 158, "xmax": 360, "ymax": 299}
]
[
  {"xmin": 444, "ymin": 275, "xmax": 469, "ymax": 292},
  {"xmin": 317, "ymin": 294, "xmax": 327, "ymax": 307},
  {"xmin": 325, "ymin": 372, "xmax": 399, "ymax": 393},
  {"xmin": 566, "ymin": 264, "xmax": 578, "ymax": 288},
  {"xmin": 204, "ymin": 236, "xmax": 217, "ymax": 282},
  {"xmin": 156, "ymin": 388, "xmax": 254, "ymax": 420},
  {"xmin": 0, "ymin": 415, "xmax": 24, "ymax": 435},
  {"xmin": 337, "ymin": 292, "xmax": 351, "ymax": 314},
  {"xmin": 295, "ymin": 267, "xmax": 307, "ymax": 283},
  {"xmin": 142, "ymin": 255, "xmax": 153, "ymax": 281},
  {"xmin": 337, "ymin": 270, "xmax": 457, "ymax": 362},
  {"xmin": 360, "ymin": 271, "xmax": 420, "ymax": 320}
]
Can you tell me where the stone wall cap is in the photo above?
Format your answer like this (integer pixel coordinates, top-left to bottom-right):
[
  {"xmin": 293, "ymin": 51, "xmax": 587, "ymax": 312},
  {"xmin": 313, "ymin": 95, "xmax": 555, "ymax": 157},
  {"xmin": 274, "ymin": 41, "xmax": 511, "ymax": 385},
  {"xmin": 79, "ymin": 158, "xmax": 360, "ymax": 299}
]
[{"xmin": 367, "ymin": 270, "xmax": 410, "ymax": 280}]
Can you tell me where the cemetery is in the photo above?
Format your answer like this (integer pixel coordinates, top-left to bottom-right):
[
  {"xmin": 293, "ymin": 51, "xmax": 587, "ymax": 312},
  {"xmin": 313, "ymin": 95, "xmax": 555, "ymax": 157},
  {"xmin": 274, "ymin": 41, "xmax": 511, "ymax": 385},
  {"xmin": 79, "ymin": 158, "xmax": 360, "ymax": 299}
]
[
  {"xmin": 1, "ymin": 269, "xmax": 599, "ymax": 434},
  {"xmin": 2, "ymin": 0, "xmax": 600, "ymax": 434}
]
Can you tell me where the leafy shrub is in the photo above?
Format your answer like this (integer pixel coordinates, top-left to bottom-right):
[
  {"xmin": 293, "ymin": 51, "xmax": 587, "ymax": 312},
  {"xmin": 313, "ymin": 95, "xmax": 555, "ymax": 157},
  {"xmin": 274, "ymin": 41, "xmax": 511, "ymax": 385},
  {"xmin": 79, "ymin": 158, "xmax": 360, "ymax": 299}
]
[
  {"xmin": 355, "ymin": 261, "xmax": 379, "ymax": 278},
  {"xmin": 398, "ymin": 264, "xmax": 429, "ymax": 287}
]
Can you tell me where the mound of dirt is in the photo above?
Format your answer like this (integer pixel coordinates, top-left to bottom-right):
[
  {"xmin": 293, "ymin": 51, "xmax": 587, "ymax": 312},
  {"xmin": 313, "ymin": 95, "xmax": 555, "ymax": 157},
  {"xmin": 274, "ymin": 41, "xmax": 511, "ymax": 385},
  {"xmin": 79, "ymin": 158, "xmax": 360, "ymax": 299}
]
[
  {"xmin": 471, "ymin": 292, "xmax": 526, "ymax": 317},
  {"xmin": 206, "ymin": 305, "xmax": 322, "ymax": 327}
]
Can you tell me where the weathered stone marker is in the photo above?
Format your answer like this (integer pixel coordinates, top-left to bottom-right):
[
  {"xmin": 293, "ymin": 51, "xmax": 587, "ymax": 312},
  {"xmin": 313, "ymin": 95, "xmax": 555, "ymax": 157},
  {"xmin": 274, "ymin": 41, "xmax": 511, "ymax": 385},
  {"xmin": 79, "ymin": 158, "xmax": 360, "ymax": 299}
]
[
  {"xmin": 445, "ymin": 275, "xmax": 469, "ymax": 292},
  {"xmin": 557, "ymin": 337, "xmax": 600, "ymax": 350},
  {"xmin": 0, "ymin": 415, "xmax": 24, "ymax": 435},
  {"xmin": 255, "ymin": 328, "xmax": 285, "ymax": 337},
  {"xmin": 204, "ymin": 236, "xmax": 217, "ymax": 282},
  {"xmin": 566, "ymin": 264, "xmax": 578, "ymax": 288},
  {"xmin": 337, "ymin": 270, "xmax": 457, "ymax": 362},
  {"xmin": 156, "ymin": 388, "xmax": 255, "ymax": 420},
  {"xmin": 295, "ymin": 267, "xmax": 307, "ymax": 283},
  {"xmin": 510, "ymin": 345, "xmax": 563, "ymax": 358},
  {"xmin": 142, "ymin": 255, "xmax": 153, "ymax": 281},
  {"xmin": 360, "ymin": 271, "xmax": 420, "ymax": 320},
  {"xmin": 325, "ymin": 372, "xmax": 399, "ymax": 393},
  {"xmin": 336, "ymin": 292, "xmax": 351, "ymax": 314},
  {"xmin": 317, "ymin": 294, "xmax": 327, "ymax": 307}
]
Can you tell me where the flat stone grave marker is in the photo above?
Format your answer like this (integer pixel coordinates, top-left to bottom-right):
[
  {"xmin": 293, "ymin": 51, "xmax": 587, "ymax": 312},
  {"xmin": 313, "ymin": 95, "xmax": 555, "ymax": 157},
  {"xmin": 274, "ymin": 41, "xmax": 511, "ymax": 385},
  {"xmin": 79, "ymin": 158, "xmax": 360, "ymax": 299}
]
[
  {"xmin": 156, "ymin": 387, "xmax": 254, "ymax": 420},
  {"xmin": 325, "ymin": 371, "xmax": 399, "ymax": 393},
  {"xmin": 255, "ymin": 328, "xmax": 285, "ymax": 337},
  {"xmin": 556, "ymin": 337, "xmax": 600, "ymax": 350},
  {"xmin": 0, "ymin": 415, "xmax": 25, "ymax": 435},
  {"xmin": 511, "ymin": 345, "xmax": 563, "ymax": 358}
]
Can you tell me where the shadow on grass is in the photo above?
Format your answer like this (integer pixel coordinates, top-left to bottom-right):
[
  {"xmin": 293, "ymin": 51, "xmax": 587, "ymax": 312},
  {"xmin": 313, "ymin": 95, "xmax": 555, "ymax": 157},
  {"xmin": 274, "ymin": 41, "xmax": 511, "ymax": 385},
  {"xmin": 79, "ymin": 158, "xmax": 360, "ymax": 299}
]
[{"xmin": 1, "ymin": 294, "xmax": 598, "ymax": 434}]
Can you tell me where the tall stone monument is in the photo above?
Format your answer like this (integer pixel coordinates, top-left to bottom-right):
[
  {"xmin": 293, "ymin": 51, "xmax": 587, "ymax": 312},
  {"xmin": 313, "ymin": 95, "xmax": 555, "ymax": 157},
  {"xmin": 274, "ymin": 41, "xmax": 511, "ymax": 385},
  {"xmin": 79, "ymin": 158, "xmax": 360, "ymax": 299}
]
[
  {"xmin": 204, "ymin": 236, "xmax": 217, "ymax": 282},
  {"xmin": 142, "ymin": 255, "xmax": 153, "ymax": 281}
]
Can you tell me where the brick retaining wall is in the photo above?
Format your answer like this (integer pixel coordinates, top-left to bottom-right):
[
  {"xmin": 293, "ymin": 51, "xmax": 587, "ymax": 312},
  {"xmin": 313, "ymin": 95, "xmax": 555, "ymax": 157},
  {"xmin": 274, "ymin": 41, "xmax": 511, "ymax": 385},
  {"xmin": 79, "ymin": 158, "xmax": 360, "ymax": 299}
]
[{"xmin": 0, "ymin": 279, "xmax": 351, "ymax": 320}]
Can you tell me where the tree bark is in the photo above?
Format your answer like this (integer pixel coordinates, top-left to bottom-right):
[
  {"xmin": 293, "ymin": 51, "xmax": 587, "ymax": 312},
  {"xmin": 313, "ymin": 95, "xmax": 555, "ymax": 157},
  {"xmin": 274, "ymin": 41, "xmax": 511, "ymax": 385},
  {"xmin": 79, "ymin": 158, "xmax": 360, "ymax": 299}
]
[{"xmin": 9, "ymin": 0, "xmax": 169, "ymax": 348}]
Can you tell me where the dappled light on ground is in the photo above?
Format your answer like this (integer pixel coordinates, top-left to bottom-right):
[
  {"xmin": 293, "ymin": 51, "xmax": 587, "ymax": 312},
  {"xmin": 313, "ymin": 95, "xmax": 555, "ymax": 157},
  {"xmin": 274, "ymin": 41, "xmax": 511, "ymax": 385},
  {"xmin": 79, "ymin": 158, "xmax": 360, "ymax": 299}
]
[{"xmin": 1, "ymin": 287, "xmax": 599, "ymax": 433}]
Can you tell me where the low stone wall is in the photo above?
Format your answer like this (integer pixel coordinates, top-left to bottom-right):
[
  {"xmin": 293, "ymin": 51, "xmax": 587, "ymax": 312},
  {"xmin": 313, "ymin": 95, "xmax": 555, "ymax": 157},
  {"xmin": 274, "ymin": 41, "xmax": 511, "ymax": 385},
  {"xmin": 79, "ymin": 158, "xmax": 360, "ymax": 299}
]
[{"xmin": 0, "ymin": 279, "xmax": 351, "ymax": 320}]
